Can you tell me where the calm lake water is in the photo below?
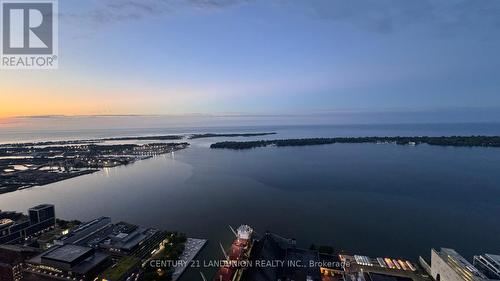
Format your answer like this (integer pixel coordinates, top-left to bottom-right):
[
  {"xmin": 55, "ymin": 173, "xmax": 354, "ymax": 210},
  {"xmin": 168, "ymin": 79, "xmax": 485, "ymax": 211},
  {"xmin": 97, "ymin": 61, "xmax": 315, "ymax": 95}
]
[{"xmin": 1, "ymin": 123, "xmax": 500, "ymax": 279}]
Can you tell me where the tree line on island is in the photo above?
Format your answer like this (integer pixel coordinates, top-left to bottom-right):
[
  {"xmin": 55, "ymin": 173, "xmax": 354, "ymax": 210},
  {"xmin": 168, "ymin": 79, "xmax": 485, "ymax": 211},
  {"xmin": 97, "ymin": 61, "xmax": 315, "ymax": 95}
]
[
  {"xmin": 188, "ymin": 132, "xmax": 276, "ymax": 139},
  {"xmin": 210, "ymin": 136, "xmax": 500, "ymax": 150}
]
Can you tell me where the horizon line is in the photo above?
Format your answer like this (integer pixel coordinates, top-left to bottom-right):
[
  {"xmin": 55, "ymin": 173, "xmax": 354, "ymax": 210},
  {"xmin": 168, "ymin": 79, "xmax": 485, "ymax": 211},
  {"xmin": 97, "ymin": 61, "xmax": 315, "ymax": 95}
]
[{"xmin": 5, "ymin": 106, "xmax": 500, "ymax": 119}]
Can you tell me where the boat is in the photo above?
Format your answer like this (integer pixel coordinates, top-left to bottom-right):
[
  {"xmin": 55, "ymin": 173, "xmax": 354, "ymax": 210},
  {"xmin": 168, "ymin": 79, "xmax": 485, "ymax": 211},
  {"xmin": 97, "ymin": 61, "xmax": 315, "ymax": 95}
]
[{"xmin": 213, "ymin": 225, "xmax": 253, "ymax": 281}]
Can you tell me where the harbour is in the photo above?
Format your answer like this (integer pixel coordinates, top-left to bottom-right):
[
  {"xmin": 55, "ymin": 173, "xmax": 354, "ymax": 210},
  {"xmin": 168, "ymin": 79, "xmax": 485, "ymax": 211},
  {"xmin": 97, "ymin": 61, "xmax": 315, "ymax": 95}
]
[{"xmin": 0, "ymin": 124, "xmax": 499, "ymax": 280}]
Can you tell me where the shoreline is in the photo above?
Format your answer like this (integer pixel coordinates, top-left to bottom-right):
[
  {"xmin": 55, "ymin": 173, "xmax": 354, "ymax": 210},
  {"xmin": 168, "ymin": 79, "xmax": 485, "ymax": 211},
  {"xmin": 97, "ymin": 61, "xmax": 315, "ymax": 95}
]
[
  {"xmin": 210, "ymin": 136, "xmax": 500, "ymax": 150},
  {"xmin": 0, "ymin": 143, "xmax": 189, "ymax": 195}
]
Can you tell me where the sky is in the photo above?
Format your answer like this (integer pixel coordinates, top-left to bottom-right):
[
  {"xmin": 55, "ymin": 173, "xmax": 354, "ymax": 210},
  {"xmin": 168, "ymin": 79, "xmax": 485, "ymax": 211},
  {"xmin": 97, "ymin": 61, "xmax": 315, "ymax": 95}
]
[{"xmin": 1, "ymin": 0, "xmax": 500, "ymax": 126}]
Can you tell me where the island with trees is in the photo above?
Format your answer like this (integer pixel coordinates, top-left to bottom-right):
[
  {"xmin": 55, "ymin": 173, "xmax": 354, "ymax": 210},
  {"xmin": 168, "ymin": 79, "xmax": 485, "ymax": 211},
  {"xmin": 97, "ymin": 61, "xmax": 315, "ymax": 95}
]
[{"xmin": 210, "ymin": 136, "xmax": 500, "ymax": 150}]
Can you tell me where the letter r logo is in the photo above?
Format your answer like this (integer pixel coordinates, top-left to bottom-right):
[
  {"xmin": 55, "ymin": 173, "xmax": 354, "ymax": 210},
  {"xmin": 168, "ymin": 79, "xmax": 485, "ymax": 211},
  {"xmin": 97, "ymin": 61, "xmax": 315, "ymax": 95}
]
[{"xmin": 2, "ymin": 1, "xmax": 54, "ymax": 54}]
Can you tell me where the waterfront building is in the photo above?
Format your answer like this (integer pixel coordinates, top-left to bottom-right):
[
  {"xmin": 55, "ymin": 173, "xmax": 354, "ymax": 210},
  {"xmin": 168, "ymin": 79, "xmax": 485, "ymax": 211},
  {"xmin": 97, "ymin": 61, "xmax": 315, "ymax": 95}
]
[
  {"xmin": 473, "ymin": 254, "xmax": 500, "ymax": 280},
  {"xmin": 23, "ymin": 244, "xmax": 110, "ymax": 281},
  {"xmin": 54, "ymin": 217, "xmax": 112, "ymax": 245},
  {"xmin": 342, "ymin": 253, "xmax": 424, "ymax": 281},
  {"xmin": 97, "ymin": 221, "xmax": 158, "ymax": 256},
  {"xmin": 55, "ymin": 218, "xmax": 158, "ymax": 257},
  {"xmin": 0, "ymin": 204, "xmax": 55, "ymax": 244},
  {"xmin": 28, "ymin": 205, "xmax": 55, "ymax": 225},
  {"xmin": 0, "ymin": 212, "xmax": 30, "ymax": 244},
  {"xmin": 26, "ymin": 204, "xmax": 56, "ymax": 237},
  {"xmin": 420, "ymin": 248, "xmax": 488, "ymax": 281},
  {"xmin": 319, "ymin": 253, "xmax": 344, "ymax": 278},
  {"xmin": 0, "ymin": 205, "xmax": 173, "ymax": 281}
]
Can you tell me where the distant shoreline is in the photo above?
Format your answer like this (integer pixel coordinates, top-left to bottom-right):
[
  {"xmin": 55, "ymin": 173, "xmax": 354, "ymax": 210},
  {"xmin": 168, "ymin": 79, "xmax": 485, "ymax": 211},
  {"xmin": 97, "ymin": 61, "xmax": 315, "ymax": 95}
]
[
  {"xmin": 188, "ymin": 132, "xmax": 276, "ymax": 139},
  {"xmin": 0, "ymin": 143, "xmax": 189, "ymax": 195},
  {"xmin": 0, "ymin": 133, "xmax": 276, "ymax": 147},
  {"xmin": 0, "ymin": 132, "xmax": 277, "ymax": 195},
  {"xmin": 210, "ymin": 136, "xmax": 500, "ymax": 150},
  {"xmin": 0, "ymin": 135, "xmax": 184, "ymax": 148}
]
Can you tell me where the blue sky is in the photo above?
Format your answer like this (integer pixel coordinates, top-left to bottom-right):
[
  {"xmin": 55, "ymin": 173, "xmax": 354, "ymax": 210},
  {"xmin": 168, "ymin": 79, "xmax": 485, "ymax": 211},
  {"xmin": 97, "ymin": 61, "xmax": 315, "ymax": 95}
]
[{"xmin": 1, "ymin": 0, "xmax": 500, "ymax": 124}]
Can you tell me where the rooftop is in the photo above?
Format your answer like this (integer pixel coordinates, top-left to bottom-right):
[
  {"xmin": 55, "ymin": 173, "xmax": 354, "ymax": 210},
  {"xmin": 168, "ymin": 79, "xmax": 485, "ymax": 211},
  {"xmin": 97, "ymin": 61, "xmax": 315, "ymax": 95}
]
[
  {"xmin": 437, "ymin": 248, "xmax": 487, "ymax": 280},
  {"xmin": 70, "ymin": 251, "xmax": 109, "ymax": 275},
  {"xmin": 29, "ymin": 244, "xmax": 109, "ymax": 275},
  {"xmin": 0, "ymin": 218, "xmax": 14, "ymax": 225},
  {"xmin": 0, "ymin": 210, "xmax": 26, "ymax": 221},
  {"xmin": 42, "ymin": 244, "xmax": 93, "ymax": 263},
  {"xmin": 29, "ymin": 204, "xmax": 54, "ymax": 211},
  {"xmin": 57, "ymin": 216, "xmax": 112, "ymax": 245},
  {"xmin": 0, "ymin": 211, "xmax": 29, "ymax": 232}
]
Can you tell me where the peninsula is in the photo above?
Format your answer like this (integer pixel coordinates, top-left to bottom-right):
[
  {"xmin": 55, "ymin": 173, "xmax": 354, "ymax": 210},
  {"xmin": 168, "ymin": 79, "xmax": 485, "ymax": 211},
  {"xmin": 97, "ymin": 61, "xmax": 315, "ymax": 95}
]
[
  {"xmin": 4, "ymin": 135, "xmax": 185, "ymax": 147},
  {"xmin": 0, "ymin": 142, "xmax": 189, "ymax": 194}
]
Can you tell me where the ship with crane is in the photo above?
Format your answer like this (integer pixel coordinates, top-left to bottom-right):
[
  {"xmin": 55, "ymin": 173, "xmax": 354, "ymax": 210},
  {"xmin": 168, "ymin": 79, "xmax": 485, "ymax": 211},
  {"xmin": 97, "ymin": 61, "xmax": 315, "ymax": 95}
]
[{"xmin": 211, "ymin": 224, "xmax": 254, "ymax": 281}]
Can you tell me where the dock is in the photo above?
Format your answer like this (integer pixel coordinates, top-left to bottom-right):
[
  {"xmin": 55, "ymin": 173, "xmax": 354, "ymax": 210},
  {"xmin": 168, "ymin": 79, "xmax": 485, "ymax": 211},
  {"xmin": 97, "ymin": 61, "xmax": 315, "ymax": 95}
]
[{"xmin": 172, "ymin": 238, "xmax": 207, "ymax": 281}]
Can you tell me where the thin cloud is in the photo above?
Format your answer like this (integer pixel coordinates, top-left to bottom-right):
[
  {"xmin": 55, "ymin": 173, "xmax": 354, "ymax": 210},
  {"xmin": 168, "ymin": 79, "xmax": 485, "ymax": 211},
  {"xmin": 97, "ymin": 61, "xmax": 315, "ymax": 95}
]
[
  {"xmin": 282, "ymin": 0, "xmax": 500, "ymax": 35},
  {"xmin": 61, "ymin": 0, "xmax": 252, "ymax": 25},
  {"xmin": 61, "ymin": 0, "xmax": 500, "ymax": 39},
  {"xmin": 299, "ymin": 0, "xmax": 435, "ymax": 33},
  {"xmin": 186, "ymin": 0, "xmax": 252, "ymax": 9},
  {"xmin": 60, "ymin": 0, "xmax": 500, "ymax": 37}
]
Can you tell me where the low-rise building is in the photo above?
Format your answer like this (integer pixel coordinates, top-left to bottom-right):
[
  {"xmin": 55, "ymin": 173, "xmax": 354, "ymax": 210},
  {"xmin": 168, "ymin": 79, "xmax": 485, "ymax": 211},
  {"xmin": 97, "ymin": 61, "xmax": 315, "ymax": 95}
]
[
  {"xmin": 421, "ymin": 248, "xmax": 488, "ymax": 281},
  {"xmin": 98, "ymin": 222, "xmax": 158, "ymax": 256},
  {"xmin": 23, "ymin": 244, "xmax": 110, "ymax": 281},
  {"xmin": 54, "ymin": 217, "xmax": 112, "ymax": 246},
  {"xmin": 0, "ymin": 204, "xmax": 56, "ymax": 245},
  {"xmin": 0, "ymin": 244, "xmax": 42, "ymax": 281},
  {"xmin": 55, "ymin": 218, "xmax": 157, "ymax": 257}
]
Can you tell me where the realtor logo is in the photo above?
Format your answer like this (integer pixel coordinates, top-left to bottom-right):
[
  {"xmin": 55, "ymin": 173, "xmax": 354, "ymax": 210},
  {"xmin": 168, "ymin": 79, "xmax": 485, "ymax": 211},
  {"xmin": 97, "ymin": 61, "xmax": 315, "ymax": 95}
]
[{"xmin": 1, "ymin": 0, "xmax": 58, "ymax": 69}]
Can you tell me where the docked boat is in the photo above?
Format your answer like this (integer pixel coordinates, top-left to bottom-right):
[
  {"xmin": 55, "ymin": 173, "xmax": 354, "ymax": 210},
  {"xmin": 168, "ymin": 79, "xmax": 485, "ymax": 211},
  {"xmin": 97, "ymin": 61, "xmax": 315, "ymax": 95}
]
[{"xmin": 214, "ymin": 225, "xmax": 253, "ymax": 281}]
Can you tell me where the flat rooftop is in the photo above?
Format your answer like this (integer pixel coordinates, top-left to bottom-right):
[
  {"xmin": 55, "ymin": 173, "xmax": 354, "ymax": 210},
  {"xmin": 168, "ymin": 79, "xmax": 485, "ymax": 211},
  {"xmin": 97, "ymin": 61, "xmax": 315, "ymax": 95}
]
[
  {"xmin": 42, "ymin": 244, "xmax": 93, "ymax": 263},
  {"xmin": 0, "ymin": 211, "xmax": 25, "ymax": 220},
  {"xmin": 71, "ymin": 251, "xmax": 109, "ymax": 275},
  {"xmin": 437, "ymin": 248, "xmax": 487, "ymax": 280},
  {"xmin": 58, "ymin": 216, "xmax": 112, "ymax": 244},
  {"xmin": 440, "ymin": 248, "xmax": 475, "ymax": 267},
  {"xmin": 29, "ymin": 204, "xmax": 53, "ymax": 210},
  {"xmin": 29, "ymin": 244, "xmax": 109, "ymax": 275}
]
